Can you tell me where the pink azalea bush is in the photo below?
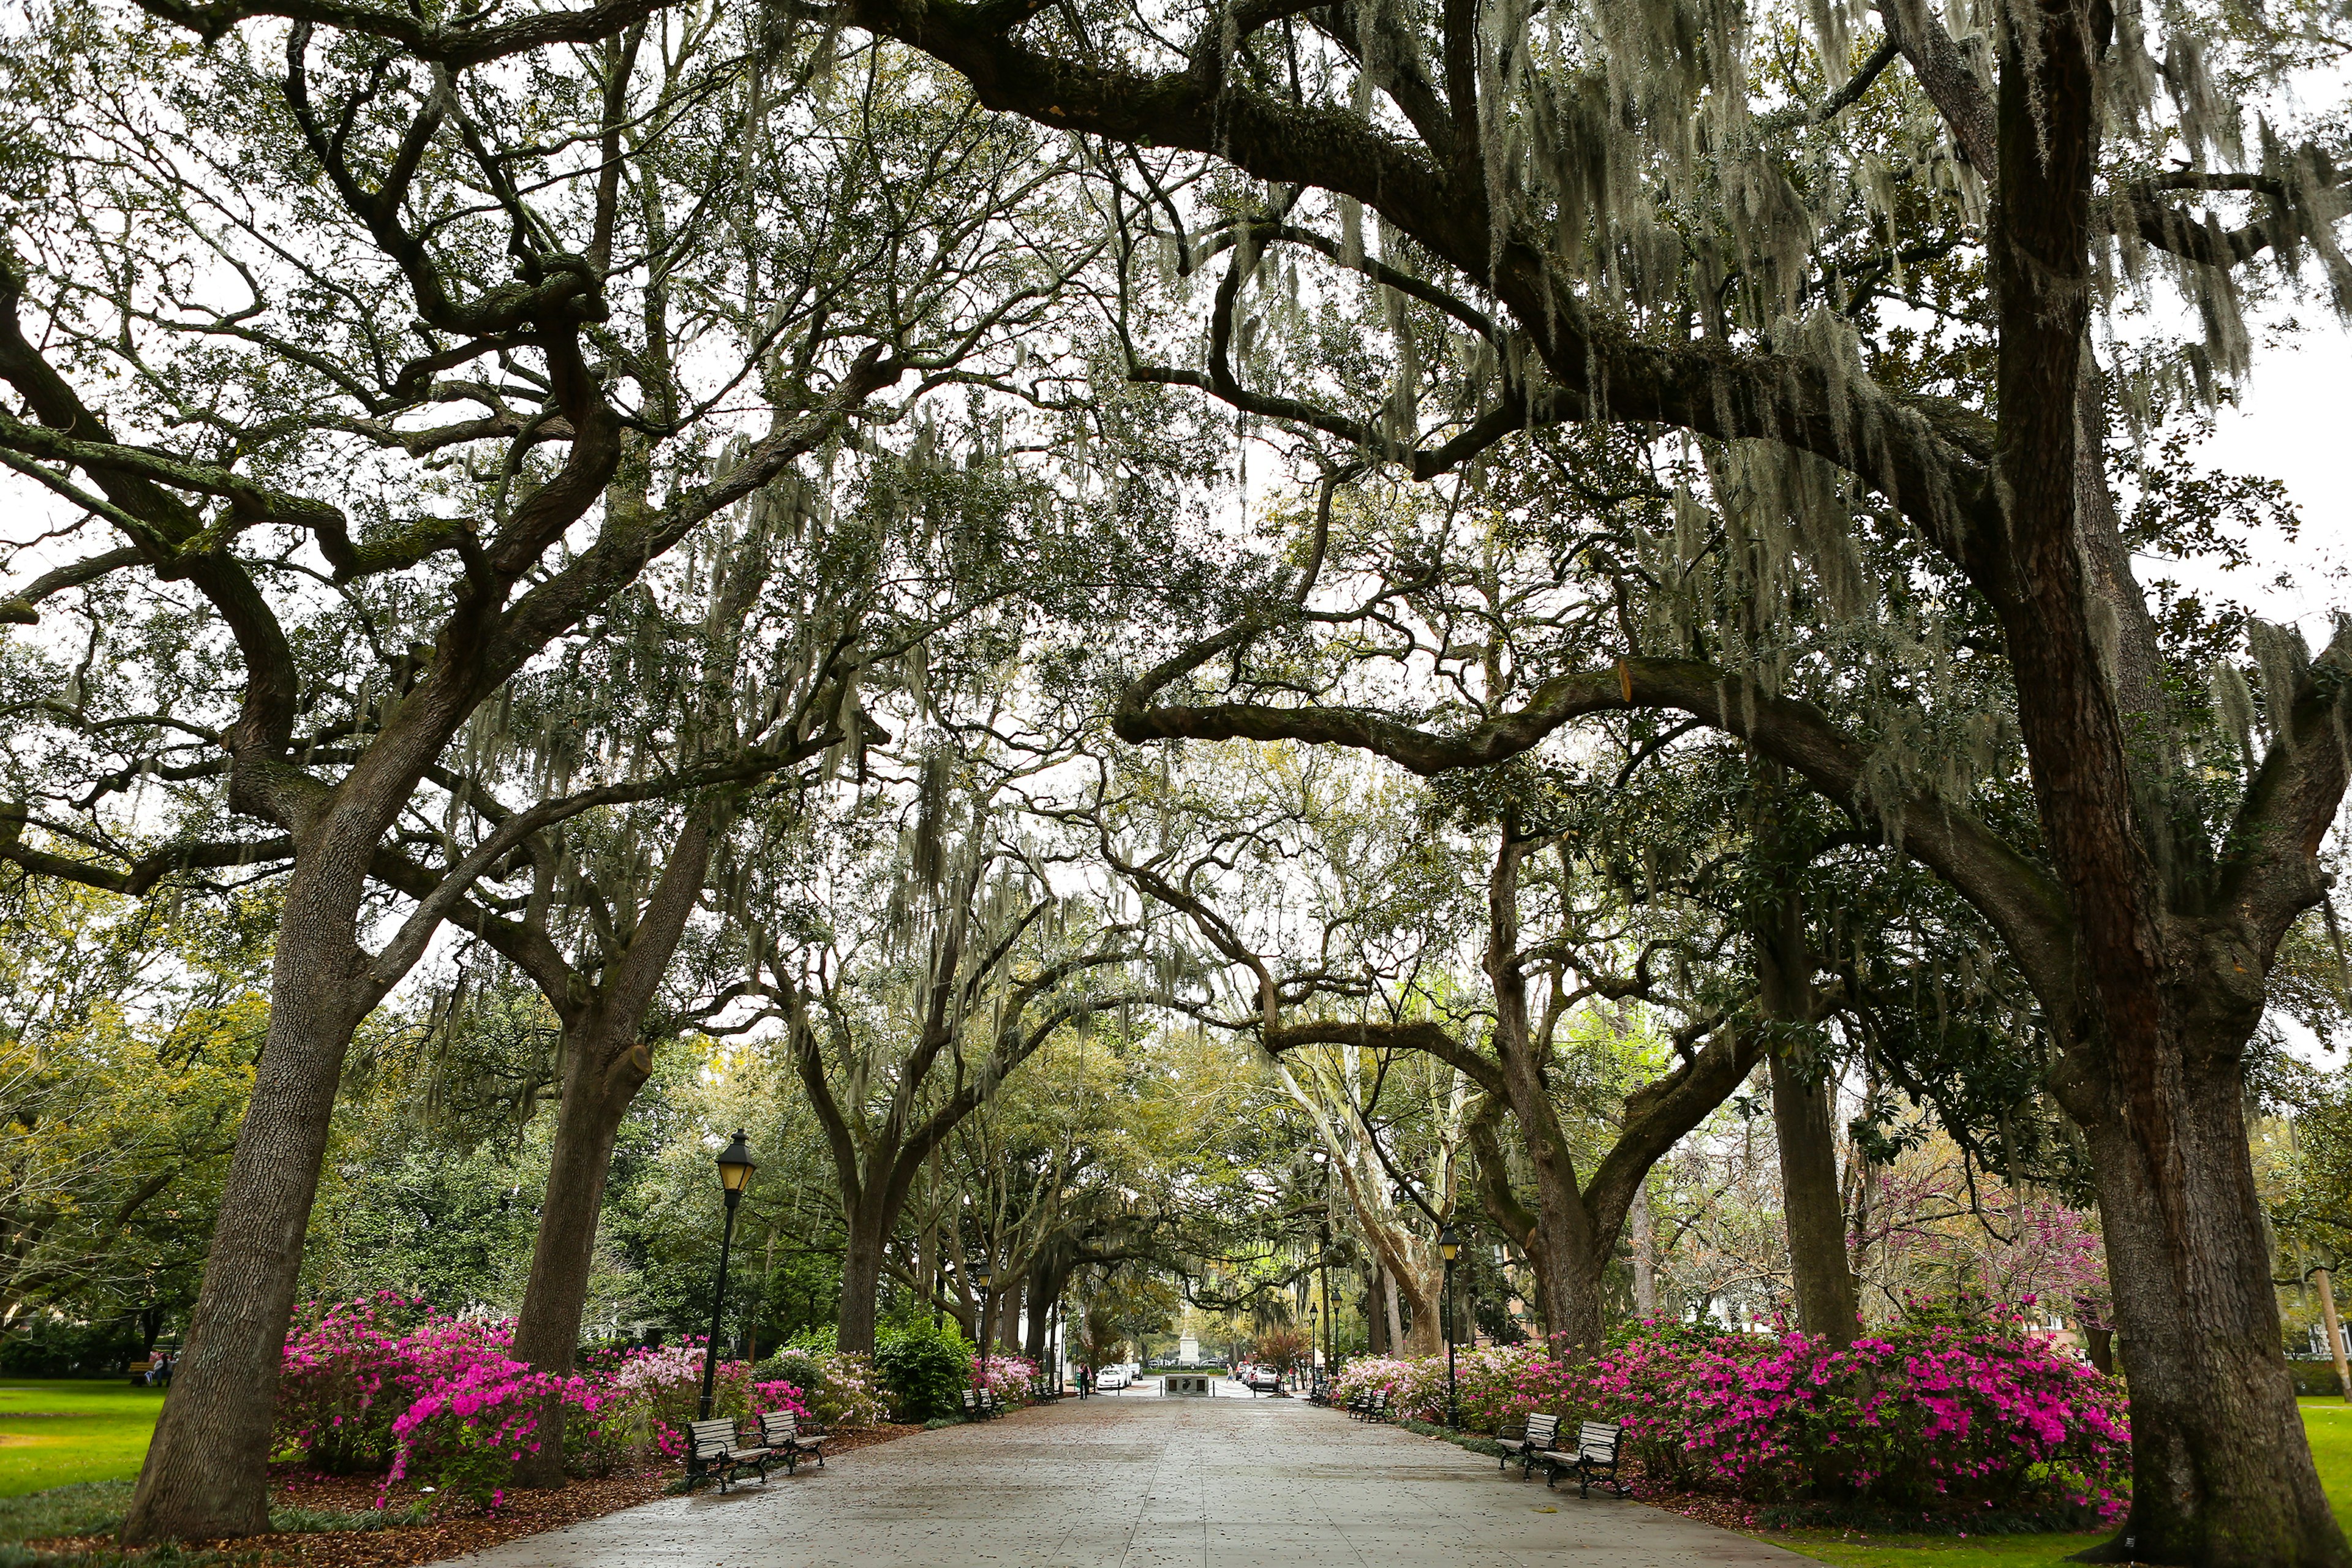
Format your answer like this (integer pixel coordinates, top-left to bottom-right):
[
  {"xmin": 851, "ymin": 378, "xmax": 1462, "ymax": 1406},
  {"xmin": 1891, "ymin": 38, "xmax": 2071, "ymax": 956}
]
[
  {"xmin": 1596, "ymin": 1319, "xmax": 2128, "ymax": 1515},
  {"xmin": 972, "ymin": 1352, "xmax": 1044, "ymax": 1406},
  {"xmin": 275, "ymin": 1299, "xmax": 809, "ymax": 1513},
  {"xmin": 275, "ymin": 1293, "xmax": 513, "ymax": 1471},
  {"xmin": 383, "ymin": 1355, "xmax": 600, "ymax": 1510},
  {"xmin": 1333, "ymin": 1319, "xmax": 2128, "ymax": 1521}
]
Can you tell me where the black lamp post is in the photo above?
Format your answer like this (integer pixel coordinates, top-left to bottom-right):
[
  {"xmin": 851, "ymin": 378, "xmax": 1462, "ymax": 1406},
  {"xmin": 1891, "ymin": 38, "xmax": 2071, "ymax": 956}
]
[
  {"xmin": 1317, "ymin": 1221, "xmax": 1336, "ymax": 1377},
  {"xmin": 971, "ymin": 1257, "xmax": 994, "ymax": 1392},
  {"xmin": 1438, "ymin": 1223, "xmax": 1461, "ymax": 1429},
  {"xmin": 696, "ymin": 1130, "xmax": 758, "ymax": 1420},
  {"xmin": 1307, "ymin": 1306, "xmax": 1321, "ymax": 1395}
]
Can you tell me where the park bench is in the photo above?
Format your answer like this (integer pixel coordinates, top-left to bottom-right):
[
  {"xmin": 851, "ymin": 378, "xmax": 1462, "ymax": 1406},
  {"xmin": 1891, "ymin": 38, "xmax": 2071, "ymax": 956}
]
[
  {"xmin": 685, "ymin": 1416, "xmax": 770, "ymax": 1493},
  {"xmin": 757, "ymin": 1410, "xmax": 826, "ymax": 1473},
  {"xmin": 961, "ymin": 1389, "xmax": 1006, "ymax": 1420},
  {"xmin": 1495, "ymin": 1412, "xmax": 1562, "ymax": 1479},
  {"xmin": 1348, "ymin": 1390, "xmax": 1390, "ymax": 1422},
  {"xmin": 1538, "ymin": 1420, "xmax": 1630, "ymax": 1499},
  {"xmin": 127, "ymin": 1360, "xmax": 152, "ymax": 1385}
]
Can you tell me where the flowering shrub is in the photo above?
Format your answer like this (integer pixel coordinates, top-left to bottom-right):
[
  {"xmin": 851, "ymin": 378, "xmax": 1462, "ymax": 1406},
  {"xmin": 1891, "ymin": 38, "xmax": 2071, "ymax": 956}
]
[
  {"xmin": 274, "ymin": 1294, "xmax": 513, "ymax": 1471},
  {"xmin": 1597, "ymin": 1319, "xmax": 2128, "ymax": 1515},
  {"xmin": 277, "ymin": 1301, "xmax": 797, "ymax": 1511},
  {"xmin": 385, "ymin": 1356, "xmax": 598, "ymax": 1512},
  {"xmin": 1446, "ymin": 1342, "xmax": 1581, "ymax": 1433},
  {"xmin": 1332, "ymin": 1320, "xmax": 2128, "ymax": 1520},
  {"xmin": 1329, "ymin": 1357, "xmax": 1445, "ymax": 1420},
  {"xmin": 756, "ymin": 1348, "xmax": 889, "ymax": 1427},
  {"xmin": 973, "ymin": 1352, "xmax": 1044, "ymax": 1406}
]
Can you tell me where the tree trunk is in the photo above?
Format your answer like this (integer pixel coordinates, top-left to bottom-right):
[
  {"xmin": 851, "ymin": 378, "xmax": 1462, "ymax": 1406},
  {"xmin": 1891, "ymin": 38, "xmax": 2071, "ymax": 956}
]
[
  {"xmin": 835, "ymin": 1205, "xmax": 889, "ymax": 1358},
  {"xmin": 507, "ymin": 1011, "xmax": 647, "ymax": 1488},
  {"xmin": 1983, "ymin": 0, "xmax": 2350, "ymax": 1555},
  {"xmin": 1022, "ymin": 1259, "xmax": 1065, "ymax": 1363},
  {"xmin": 997, "ymin": 1276, "xmax": 1023, "ymax": 1357},
  {"xmin": 1769, "ymin": 1054, "xmax": 1858, "ymax": 1347},
  {"xmin": 2085, "ymin": 1326, "xmax": 2116, "ymax": 1378},
  {"xmin": 1484, "ymin": 829, "xmax": 1616, "ymax": 1358},
  {"xmin": 2077, "ymin": 1055, "xmax": 2345, "ymax": 1565},
  {"xmin": 2318, "ymin": 1269, "xmax": 2350, "ymax": 1401},
  {"xmin": 121, "ymin": 876, "xmax": 371, "ymax": 1544},
  {"xmin": 1629, "ymin": 1183, "xmax": 1657, "ymax": 1321},
  {"xmin": 1398, "ymin": 1277, "xmax": 1441, "ymax": 1357},
  {"xmin": 505, "ymin": 808, "xmax": 714, "ymax": 1486},
  {"xmin": 1758, "ymin": 883, "xmax": 1859, "ymax": 1347}
]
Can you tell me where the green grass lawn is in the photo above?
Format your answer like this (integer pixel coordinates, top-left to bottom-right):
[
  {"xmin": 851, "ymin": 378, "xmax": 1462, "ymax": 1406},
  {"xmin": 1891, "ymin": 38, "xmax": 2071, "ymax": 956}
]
[
  {"xmin": 1770, "ymin": 1398, "xmax": 2352, "ymax": 1566},
  {"xmin": 0, "ymin": 1381, "xmax": 166, "ymax": 1499}
]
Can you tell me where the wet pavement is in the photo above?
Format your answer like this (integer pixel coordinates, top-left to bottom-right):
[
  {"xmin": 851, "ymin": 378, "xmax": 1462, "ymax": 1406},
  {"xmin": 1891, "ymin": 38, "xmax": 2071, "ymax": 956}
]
[{"xmin": 453, "ymin": 1384, "xmax": 1808, "ymax": 1567}]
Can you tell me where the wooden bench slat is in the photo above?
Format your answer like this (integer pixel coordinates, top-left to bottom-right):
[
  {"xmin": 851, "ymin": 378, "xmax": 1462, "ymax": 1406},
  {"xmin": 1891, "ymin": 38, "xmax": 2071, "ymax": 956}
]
[{"xmin": 684, "ymin": 1417, "xmax": 772, "ymax": 1493}]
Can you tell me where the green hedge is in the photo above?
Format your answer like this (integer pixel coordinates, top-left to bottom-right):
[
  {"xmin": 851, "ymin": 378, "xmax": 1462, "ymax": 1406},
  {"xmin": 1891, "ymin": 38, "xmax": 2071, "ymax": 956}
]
[
  {"xmin": 2290, "ymin": 1360, "xmax": 2351, "ymax": 1398},
  {"xmin": 873, "ymin": 1321, "xmax": 974, "ymax": 1422}
]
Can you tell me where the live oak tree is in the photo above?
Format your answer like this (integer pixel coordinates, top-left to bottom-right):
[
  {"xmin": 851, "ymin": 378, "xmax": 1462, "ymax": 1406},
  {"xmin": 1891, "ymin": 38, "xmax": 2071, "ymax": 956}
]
[
  {"xmin": 1076, "ymin": 739, "xmax": 1777, "ymax": 1354},
  {"xmin": 799, "ymin": 0, "xmax": 2352, "ymax": 1547},
  {"xmin": 0, "ymin": 3, "xmax": 1070, "ymax": 1538},
  {"xmin": 370, "ymin": 513, "xmax": 862, "ymax": 1487},
  {"xmin": 1076, "ymin": 747, "xmax": 1477, "ymax": 1355},
  {"xmin": 739, "ymin": 754, "xmax": 1170, "ymax": 1355}
]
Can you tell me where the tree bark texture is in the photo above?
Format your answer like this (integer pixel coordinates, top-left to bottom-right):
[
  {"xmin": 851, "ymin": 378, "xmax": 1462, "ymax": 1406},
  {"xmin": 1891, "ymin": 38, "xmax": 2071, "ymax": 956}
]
[
  {"xmin": 2081, "ymin": 1072, "xmax": 2342, "ymax": 1563},
  {"xmin": 835, "ymin": 1210, "xmax": 891, "ymax": 1360},
  {"xmin": 1758, "ymin": 891, "xmax": 1859, "ymax": 1346},
  {"xmin": 1769, "ymin": 1052, "xmax": 1858, "ymax": 1347},
  {"xmin": 506, "ymin": 810, "xmax": 714, "ymax": 1487},
  {"xmin": 1629, "ymin": 1183, "xmax": 1658, "ymax": 1321},
  {"xmin": 121, "ymin": 859, "xmax": 373, "ymax": 1542}
]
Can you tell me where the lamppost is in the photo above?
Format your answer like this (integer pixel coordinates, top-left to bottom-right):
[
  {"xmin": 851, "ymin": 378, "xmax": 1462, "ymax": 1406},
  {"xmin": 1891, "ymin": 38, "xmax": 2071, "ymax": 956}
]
[
  {"xmin": 971, "ymin": 1258, "xmax": 993, "ymax": 1395},
  {"xmin": 696, "ymin": 1130, "xmax": 758, "ymax": 1420},
  {"xmin": 1438, "ymin": 1223, "xmax": 1461, "ymax": 1430},
  {"xmin": 1307, "ymin": 1306, "xmax": 1321, "ymax": 1396},
  {"xmin": 1317, "ymin": 1220, "xmax": 1336, "ymax": 1377}
]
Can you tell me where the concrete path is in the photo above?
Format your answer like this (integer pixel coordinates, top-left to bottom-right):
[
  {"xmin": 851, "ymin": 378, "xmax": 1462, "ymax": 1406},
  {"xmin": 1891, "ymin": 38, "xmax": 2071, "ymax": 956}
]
[{"xmin": 456, "ymin": 1389, "xmax": 1810, "ymax": 1567}]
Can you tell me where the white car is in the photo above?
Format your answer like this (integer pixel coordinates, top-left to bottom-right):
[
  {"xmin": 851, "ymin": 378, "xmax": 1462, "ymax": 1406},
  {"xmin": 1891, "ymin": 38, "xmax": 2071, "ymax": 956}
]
[{"xmin": 1095, "ymin": 1366, "xmax": 1130, "ymax": 1390}]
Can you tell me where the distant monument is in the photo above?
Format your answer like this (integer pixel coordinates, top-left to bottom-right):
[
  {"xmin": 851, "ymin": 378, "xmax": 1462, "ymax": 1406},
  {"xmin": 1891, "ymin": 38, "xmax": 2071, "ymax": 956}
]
[{"xmin": 1177, "ymin": 1332, "xmax": 1200, "ymax": 1365}]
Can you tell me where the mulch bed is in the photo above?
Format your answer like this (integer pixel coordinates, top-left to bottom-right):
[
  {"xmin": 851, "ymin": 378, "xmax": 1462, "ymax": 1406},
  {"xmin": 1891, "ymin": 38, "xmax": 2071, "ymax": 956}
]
[{"xmin": 25, "ymin": 1423, "xmax": 926, "ymax": 1566}]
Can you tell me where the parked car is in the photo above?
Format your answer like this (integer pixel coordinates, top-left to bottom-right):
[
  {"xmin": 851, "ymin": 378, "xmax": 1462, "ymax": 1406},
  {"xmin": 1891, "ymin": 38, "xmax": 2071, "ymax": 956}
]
[
  {"xmin": 1096, "ymin": 1366, "xmax": 1131, "ymax": 1390},
  {"xmin": 1245, "ymin": 1366, "xmax": 1283, "ymax": 1393}
]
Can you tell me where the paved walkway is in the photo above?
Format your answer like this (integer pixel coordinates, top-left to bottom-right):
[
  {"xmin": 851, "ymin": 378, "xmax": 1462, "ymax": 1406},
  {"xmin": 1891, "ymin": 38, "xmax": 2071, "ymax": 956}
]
[{"xmin": 458, "ymin": 1389, "xmax": 1808, "ymax": 1568}]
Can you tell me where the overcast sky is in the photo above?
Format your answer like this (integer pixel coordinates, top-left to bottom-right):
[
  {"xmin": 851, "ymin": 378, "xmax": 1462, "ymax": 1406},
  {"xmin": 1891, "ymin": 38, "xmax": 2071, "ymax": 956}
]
[{"xmin": 2179, "ymin": 314, "xmax": 2352, "ymax": 641}]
